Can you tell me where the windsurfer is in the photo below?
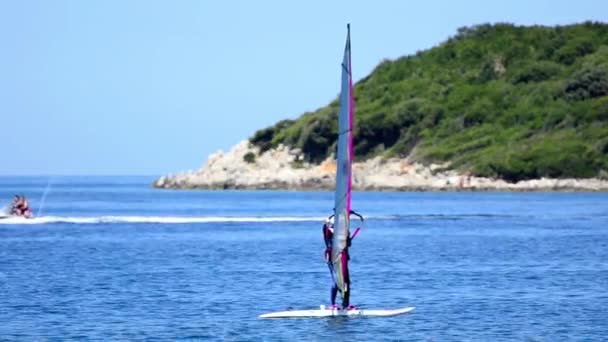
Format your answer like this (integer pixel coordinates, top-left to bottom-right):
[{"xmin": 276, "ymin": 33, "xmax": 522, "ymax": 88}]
[{"xmin": 323, "ymin": 209, "xmax": 363, "ymax": 310}]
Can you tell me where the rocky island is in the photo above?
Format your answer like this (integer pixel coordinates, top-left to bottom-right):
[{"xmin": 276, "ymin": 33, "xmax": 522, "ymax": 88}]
[{"xmin": 155, "ymin": 23, "xmax": 608, "ymax": 191}]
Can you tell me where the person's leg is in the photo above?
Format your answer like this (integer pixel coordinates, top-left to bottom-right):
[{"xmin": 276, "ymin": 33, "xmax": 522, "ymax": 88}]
[
  {"xmin": 341, "ymin": 251, "xmax": 351, "ymax": 309},
  {"xmin": 328, "ymin": 263, "xmax": 338, "ymax": 308},
  {"xmin": 342, "ymin": 289, "xmax": 350, "ymax": 308},
  {"xmin": 331, "ymin": 285, "xmax": 338, "ymax": 306}
]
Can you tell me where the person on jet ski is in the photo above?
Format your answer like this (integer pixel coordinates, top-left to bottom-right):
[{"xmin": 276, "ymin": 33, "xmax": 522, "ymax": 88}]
[{"xmin": 11, "ymin": 195, "xmax": 32, "ymax": 218}]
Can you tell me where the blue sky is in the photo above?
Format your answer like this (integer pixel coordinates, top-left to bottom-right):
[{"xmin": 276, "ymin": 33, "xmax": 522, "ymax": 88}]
[{"xmin": 0, "ymin": 0, "xmax": 605, "ymax": 175}]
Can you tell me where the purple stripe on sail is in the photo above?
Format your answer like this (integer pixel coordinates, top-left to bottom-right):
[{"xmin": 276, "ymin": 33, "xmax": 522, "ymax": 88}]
[{"xmin": 341, "ymin": 250, "xmax": 349, "ymax": 283}]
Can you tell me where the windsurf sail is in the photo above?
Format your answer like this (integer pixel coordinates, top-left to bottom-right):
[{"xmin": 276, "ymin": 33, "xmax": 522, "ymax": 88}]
[{"xmin": 331, "ymin": 23, "xmax": 354, "ymax": 300}]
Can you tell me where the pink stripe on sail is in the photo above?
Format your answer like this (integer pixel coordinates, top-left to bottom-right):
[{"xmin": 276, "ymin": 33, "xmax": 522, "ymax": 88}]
[{"xmin": 341, "ymin": 250, "xmax": 349, "ymax": 283}]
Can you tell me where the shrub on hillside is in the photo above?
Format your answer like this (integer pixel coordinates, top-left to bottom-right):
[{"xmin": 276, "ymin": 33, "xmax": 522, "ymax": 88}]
[
  {"xmin": 510, "ymin": 61, "xmax": 562, "ymax": 84},
  {"xmin": 564, "ymin": 65, "xmax": 608, "ymax": 100},
  {"xmin": 243, "ymin": 152, "xmax": 256, "ymax": 164}
]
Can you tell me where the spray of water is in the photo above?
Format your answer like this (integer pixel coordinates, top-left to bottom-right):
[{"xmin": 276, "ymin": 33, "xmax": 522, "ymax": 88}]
[
  {"xmin": 37, "ymin": 178, "xmax": 52, "ymax": 217},
  {"xmin": 0, "ymin": 215, "xmax": 327, "ymax": 225}
]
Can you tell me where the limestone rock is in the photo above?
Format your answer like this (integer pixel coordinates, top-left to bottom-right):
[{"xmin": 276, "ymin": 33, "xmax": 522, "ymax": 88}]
[{"xmin": 153, "ymin": 140, "xmax": 608, "ymax": 191}]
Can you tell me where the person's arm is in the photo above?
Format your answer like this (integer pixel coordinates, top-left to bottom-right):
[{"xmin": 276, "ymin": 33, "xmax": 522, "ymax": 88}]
[
  {"xmin": 322, "ymin": 224, "xmax": 333, "ymax": 261},
  {"xmin": 324, "ymin": 214, "xmax": 335, "ymax": 245},
  {"xmin": 322, "ymin": 226, "xmax": 332, "ymax": 248}
]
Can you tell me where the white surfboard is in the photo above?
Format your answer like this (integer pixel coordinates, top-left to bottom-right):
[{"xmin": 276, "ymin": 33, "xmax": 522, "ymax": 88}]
[{"xmin": 259, "ymin": 306, "xmax": 415, "ymax": 318}]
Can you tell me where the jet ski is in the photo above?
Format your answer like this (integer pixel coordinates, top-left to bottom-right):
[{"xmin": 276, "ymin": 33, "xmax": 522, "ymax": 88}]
[{"xmin": 1, "ymin": 198, "xmax": 33, "ymax": 219}]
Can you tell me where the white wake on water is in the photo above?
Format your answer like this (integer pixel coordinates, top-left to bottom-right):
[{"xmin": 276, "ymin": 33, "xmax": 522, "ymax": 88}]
[{"xmin": 0, "ymin": 215, "xmax": 326, "ymax": 225}]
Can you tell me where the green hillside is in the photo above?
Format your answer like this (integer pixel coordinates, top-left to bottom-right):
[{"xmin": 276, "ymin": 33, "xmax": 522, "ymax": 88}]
[{"xmin": 250, "ymin": 22, "xmax": 608, "ymax": 182}]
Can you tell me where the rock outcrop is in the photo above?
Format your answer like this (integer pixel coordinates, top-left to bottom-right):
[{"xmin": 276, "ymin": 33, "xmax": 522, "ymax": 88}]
[{"xmin": 153, "ymin": 141, "xmax": 608, "ymax": 191}]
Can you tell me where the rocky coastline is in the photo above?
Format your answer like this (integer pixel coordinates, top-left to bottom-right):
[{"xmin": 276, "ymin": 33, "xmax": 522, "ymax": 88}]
[{"xmin": 153, "ymin": 141, "xmax": 608, "ymax": 192}]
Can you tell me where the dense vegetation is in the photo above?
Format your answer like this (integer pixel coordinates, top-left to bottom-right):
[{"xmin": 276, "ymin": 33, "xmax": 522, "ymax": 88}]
[{"xmin": 250, "ymin": 22, "xmax": 608, "ymax": 182}]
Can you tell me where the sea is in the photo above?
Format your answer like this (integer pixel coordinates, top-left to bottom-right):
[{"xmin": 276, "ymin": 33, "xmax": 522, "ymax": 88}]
[{"xmin": 0, "ymin": 176, "xmax": 607, "ymax": 341}]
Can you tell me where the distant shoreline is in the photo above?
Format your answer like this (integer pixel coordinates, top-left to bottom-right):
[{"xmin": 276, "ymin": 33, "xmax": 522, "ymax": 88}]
[
  {"xmin": 152, "ymin": 182, "xmax": 608, "ymax": 192},
  {"xmin": 153, "ymin": 185, "xmax": 608, "ymax": 192},
  {"xmin": 153, "ymin": 141, "xmax": 608, "ymax": 192}
]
